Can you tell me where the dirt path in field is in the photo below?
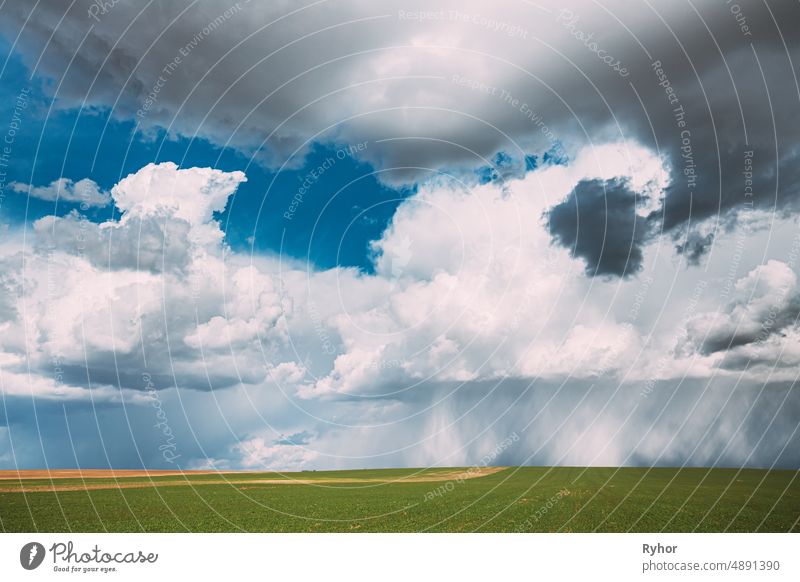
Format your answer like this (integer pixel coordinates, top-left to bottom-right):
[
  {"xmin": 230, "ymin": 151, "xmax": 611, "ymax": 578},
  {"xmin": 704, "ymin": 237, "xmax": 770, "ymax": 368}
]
[{"xmin": 0, "ymin": 467, "xmax": 507, "ymax": 492}]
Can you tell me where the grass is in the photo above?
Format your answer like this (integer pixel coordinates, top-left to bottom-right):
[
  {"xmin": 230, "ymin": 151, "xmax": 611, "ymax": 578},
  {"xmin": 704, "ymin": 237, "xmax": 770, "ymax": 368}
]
[{"xmin": 1, "ymin": 466, "xmax": 798, "ymax": 532}]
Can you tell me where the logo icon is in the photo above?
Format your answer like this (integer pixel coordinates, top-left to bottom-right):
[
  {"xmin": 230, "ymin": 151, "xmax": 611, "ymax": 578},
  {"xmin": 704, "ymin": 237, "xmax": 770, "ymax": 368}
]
[{"xmin": 20, "ymin": 542, "xmax": 45, "ymax": 570}]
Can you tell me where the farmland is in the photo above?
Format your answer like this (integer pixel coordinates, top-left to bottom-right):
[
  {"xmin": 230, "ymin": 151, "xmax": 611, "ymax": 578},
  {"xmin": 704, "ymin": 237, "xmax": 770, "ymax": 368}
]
[{"xmin": 0, "ymin": 466, "xmax": 797, "ymax": 532}]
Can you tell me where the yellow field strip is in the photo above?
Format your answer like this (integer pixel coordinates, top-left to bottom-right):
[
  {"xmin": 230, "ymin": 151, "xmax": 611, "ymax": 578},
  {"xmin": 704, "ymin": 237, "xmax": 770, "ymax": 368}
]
[{"xmin": 0, "ymin": 467, "xmax": 508, "ymax": 492}]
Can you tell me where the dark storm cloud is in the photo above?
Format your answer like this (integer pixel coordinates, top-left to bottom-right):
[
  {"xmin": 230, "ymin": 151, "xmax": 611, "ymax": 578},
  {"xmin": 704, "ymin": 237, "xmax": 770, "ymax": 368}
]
[
  {"xmin": 7, "ymin": 377, "xmax": 796, "ymax": 471},
  {"xmin": 546, "ymin": 178, "xmax": 648, "ymax": 277}
]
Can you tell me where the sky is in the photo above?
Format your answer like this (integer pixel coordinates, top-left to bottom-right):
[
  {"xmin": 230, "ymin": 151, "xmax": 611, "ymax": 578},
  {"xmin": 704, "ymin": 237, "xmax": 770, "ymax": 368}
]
[{"xmin": 0, "ymin": 0, "xmax": 799, "ymax": 472}]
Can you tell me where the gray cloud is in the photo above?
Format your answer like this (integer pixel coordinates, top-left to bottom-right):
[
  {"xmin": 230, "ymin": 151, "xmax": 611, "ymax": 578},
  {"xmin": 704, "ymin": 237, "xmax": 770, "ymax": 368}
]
[
  {"xmin": 683, "ymin": 260, "xmax": 800, "ymax": 372},
  {"xmin": 5, "ymin": 377, "xmax": 798, "ymax": 471},
  {"xmin": 33, "ymin": 211, "xmax": 194, "ymax": 274},
  {"xmin": 547, "ymin": 178, "xmax": 649, "ymax": 277}
]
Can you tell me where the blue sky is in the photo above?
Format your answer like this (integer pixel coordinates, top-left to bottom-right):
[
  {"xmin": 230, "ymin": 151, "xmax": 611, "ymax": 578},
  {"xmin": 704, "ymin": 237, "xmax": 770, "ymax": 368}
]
[{"xmin": 0, "ymin": 36, "xmax": 416, "ymax": 272}]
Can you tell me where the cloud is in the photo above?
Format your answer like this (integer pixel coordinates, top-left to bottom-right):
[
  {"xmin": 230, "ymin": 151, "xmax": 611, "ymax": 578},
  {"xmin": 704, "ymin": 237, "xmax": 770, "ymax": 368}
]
[
  {"xmin": 683, "ymin": 260, "xmax": 800, "ymax": 370},
  {"xmin": 298, "ymin": 144, "xmax": 676, "ymax": 397},
  {"xmin": 0, "ymin": 142, "xmax": 758, "ymax": 406},
  {"xmin": 4, "ymin": 0, "xmax": 800, "ymax": 263},
  {"xmin": 27, "ymin": 162, "xmax": 246, "ymax": 275},
  {"xmin": 547, "ymin": 178, "xmax": 649, "ymax": 277},
  {"xmin": 110, "ymin": 162, "xmax": 244, "ymax": 231},
  {"xmin": 0, "ymin": 152, "xmax": 654, "ymax": 406},
  {"xmin": 0, "ymin": 369, "xmax": 148, "ymax": 402},
  {"xmin": 0, "ymin": 163, "xmax": 268, "ymax": 400},
  {"xmin": 233, "ymin": 435, "xmax": 320, "ymax": 471},
  {"xmin": 10, "ymin": 178, "xmax": 110, "ymax": 207},
  {"xmin": 2, "ymin": 158, "xmax": 799, "ymax": 470},
  {"xmin": 33, "ymin": 211, "xmax": 195, "ymax": 274}
]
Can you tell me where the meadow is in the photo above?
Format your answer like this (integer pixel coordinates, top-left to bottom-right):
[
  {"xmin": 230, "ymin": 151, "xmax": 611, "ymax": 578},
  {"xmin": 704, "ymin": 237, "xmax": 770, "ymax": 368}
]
[{"xmin": 1, "ymin": 466, "xmax": 797, "ymax": 532}]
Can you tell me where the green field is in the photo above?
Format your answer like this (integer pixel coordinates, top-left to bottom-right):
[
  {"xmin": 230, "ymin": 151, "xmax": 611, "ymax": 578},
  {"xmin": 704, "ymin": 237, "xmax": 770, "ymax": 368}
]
[{"xmin": 1, "ymin": 467, "xmax": 798, "ymax": 532}]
